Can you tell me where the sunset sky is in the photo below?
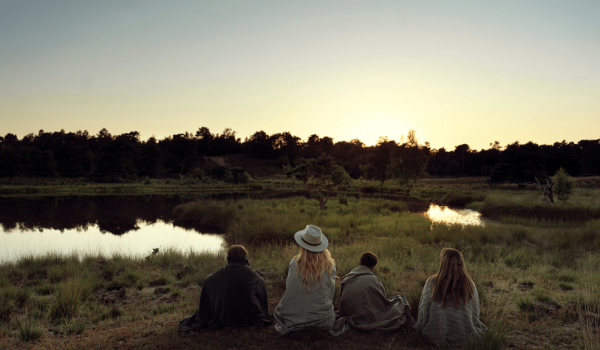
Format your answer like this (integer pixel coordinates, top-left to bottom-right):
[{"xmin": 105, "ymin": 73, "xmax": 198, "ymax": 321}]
[{"xmin": 1, "ymin": 0, "xmax": 599, "ymax": 150}]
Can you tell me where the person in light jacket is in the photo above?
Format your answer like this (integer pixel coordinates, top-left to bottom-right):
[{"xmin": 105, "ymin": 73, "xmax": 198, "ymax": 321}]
[
  {"xmin": 273, "ymin": 224, "xmax": 336, "ymax": 335},
  {"xmin": 416, "ymin": 248, "xmax": 487, "ymax": 348}
]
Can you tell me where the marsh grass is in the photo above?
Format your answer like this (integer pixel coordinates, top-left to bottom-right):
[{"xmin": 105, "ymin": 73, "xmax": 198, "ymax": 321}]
[
  {"xmin": 17, "ymin": 318, "xmax": 43, "ymax": 341},
  {"xmin": 2, "ymin": 184, "xmax": 600, "ymax": 348},
  {"xmin": 480, "ymin": 190, "xmax": 600, "ymax": 222},
  {"xmin": 49, "ymin": 275, "xmax": 97, "ymax": 320},
  {"xmin": 60, "ymin": 319, "xmax": 87, "ymax": 335}
]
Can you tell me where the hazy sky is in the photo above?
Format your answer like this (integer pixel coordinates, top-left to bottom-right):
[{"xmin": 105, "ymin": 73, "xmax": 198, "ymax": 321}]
[{"xmin": 1, "ymin": 0, "xmax": 599, "ymax": 149}]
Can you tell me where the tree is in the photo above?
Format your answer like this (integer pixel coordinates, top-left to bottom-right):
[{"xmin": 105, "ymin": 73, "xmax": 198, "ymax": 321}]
[
  {"xmin": 388, "ymin": 130, "xmax": 430, "ymax": 188},
  {"xmin": 0, "ymin": 146, "xmax": 21, "ymax": 184},
  {"xmin": 92, "ymin": 137, "xmax": 138, "ymax": 182},
  {"xmin": 454, "ymin": 144, "xmax": 471, "ymax": 176},
  {"xmin": 284, "ymin": 154, "xmax": 351, "ymax": 210},
  {"xmin": 361, "ymin": 137, "xmax": 396, "ymax": 186},
  {"xmin": 490, "ymin": 142, "xmax": 547, "ymax": 186},
  {"xmin": 553, "ymin": 167, "xmax": 576, "ymax": 202}
]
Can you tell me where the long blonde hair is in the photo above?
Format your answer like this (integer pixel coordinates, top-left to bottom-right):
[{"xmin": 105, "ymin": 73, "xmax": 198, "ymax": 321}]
[
  {"xmin": 295, "ymin": 247, "xmax": 335, "ymax": 291},
  {"xmin": 430, "ymin": 248, "xmax": 475, "ymax": 309}
]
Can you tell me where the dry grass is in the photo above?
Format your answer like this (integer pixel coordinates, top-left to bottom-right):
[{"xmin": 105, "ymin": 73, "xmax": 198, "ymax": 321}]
[{"xmin": 3, "ymin": 183, "xmax": 600, "ymax": 349}]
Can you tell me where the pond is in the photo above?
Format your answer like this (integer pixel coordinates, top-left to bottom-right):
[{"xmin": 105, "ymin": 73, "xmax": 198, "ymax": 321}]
[
  {"xmin": 421, "ymin": 204, "xmax": 488, "ymax": 227},
  {"xmin": 1, "ymin": 222, "xmax": 224, "ymax": 263},
  {"xmin": 0, "ymin": 195, "xmax": 226, "ymax": 263},
  {"xmin": 0, "ymin": 194, "xmax": 489, "ymax": 263}
]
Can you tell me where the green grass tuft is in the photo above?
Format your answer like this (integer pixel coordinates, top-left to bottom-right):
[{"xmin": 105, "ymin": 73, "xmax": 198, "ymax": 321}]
[{"xmin": 17, "ymin": 319, "xmax": 43, "ymax": 341}]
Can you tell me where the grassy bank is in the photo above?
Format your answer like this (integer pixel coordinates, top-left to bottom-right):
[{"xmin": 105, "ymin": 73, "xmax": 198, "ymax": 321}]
[
  {"xmin": 476, "ymin": 189, "xmax": 600, "ymax": 224},
  {"xmin": 2, "ymin": 193, "xmax": 600, "ymax": 349}
]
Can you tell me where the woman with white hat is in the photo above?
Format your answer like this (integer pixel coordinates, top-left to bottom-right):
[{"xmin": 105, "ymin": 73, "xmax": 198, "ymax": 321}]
[{"xmin": 273, "ymin": 224, "xmax": 336, "ymax": 335}]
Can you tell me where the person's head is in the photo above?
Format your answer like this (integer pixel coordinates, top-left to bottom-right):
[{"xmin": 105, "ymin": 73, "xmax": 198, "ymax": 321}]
[
  {"xmin": 359, "ymin": 251, "xmax": 378, "ymax": 271},
  {"xmin": 431, "ymin": 248, "xmax": 475, "ymax": 309},
  {"xmin": 295, "ymin": 246, "xmax": 335, "ymax": 291},
  {"xmin": 227, "ymin": 245, "xmax": 247, "ymax": 258}
]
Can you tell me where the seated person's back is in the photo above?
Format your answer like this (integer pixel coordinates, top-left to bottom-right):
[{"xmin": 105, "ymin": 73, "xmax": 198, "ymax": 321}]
[
  {"xmin": 178, "ymin": 245, "xmax": 272, "ymax": 332},
  {"xmin": 273, "ymin": 225, "xmax": 337, "ymax": 335},
  {"xmin": 332, "ymin": 252, "xmax": 412, "ymax": 335},
  {"xmin": 415, "ymin": 248, "xmax": 486, "ymax": 347}
]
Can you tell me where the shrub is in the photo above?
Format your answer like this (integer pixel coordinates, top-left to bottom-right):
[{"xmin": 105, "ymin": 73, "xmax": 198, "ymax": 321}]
[
  {"xmin": 0, "ymin": 286, "xmax": 31, "ymax": 323},
  {"xmin": 558, "ymin": 273, "xmax": 577, "ymax": 283},
  {"xmin": 224, "ymin": 167, "xmax": 250, "ymax": 184},
  {"xmin": 533, "ymin": 288, "xmax": 552, "ymax": 304},
  {"xmin": 61, "ymin": 319, "xmax": 86, "ymax": 335},
  {"xmin": 338, "ymin": 194, "xmax": 349, "ymax": 205},
  {"xmin": 188, "ymin": 168, "xmax": 205, "ymax": 180},
  {"xmin": 150, "ymin": 304, "xmax": 175, "ymax": 315},
  {"xmin": 516, "ymin": 296, "xmax": 533, "ymax": 312},
  {"xmin": 464, "ymin": 318, "xmax": 507, "ymax": 350},
  {"xmin": 49, "ymin": 277, "xmax": 95, "ymax": 320},
  {"xmin": 553, "ymin": 167, "xmax": 576, "ymax": 202},
  {"xmin": 34, "ymin": 284, "xmax": 57, "ymax": 296},
  {"xmin": 558, "ymin": 282, "xmax": 574, "ymax": 291},
  {"xmin": 32, "ymin": 297, "xmax": 52, "ymax": 312},
  {"xmin": 0, "ymin": 295, "xmax": 15, "ymax": 323},
  {"xmin": 18, "ymin": 319, "xmax": 43, "ymax": 341}
]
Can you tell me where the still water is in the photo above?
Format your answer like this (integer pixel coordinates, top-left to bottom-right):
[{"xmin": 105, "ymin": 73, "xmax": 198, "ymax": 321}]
[
  {"xmin": 0, "ymin": 195, "xmax": 488, "ymax": 263},
  {"xmin": 1, "ymin": 222, "xmax": 224, "ymax": 263},
  {"xmin": 0, "ymin": 195, "xmax": 226, "ymax": 263},
  {"xmin": 423, "ymin": 204, "xmax": 487, "ymax": 226}
]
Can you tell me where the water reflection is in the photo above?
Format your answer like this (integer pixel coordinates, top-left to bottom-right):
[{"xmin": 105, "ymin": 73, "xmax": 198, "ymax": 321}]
[
  {"xmin": 0, "ymin": 221, "xmax": 224, "ymax": 263},
  {"xmin": 423, "ymin": 204, "xmax": 487, "ymax": 226}
]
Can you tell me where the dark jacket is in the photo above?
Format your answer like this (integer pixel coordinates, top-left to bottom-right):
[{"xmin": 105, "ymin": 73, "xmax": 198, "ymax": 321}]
[{"xmin": 178, "ymin": 258, "xmax": 272, "ymax": 332}]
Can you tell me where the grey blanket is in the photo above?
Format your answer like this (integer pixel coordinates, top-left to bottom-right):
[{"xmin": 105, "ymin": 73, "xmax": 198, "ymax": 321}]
[
  {"xmin": 330, "ymin": 265, "xmax": 413, "ymax": 336},
  {"xmin": 178, "ymin": 259, "xmax": 272, "ymax": 332},
  {"xmin": 415, "ymin": 277, "xmax": 487, "ymax": 348},
  {"xmin": 273, "ymin": 257, "xmax": 337, "ymax": 335}
]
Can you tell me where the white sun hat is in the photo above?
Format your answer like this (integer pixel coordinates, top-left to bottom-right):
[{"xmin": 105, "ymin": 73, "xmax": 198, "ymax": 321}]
[{"xmin": 294, "ymin": 224, "xmax": 328, "ymax": 252}]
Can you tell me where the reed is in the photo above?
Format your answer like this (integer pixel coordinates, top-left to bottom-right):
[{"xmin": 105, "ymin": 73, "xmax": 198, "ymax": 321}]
[
  {"xmin": 49, "ymin": 275, "xmax": 97, "ymax": 320},
  {"xmin": 3, "ymin": 185, "xmax": 600, "ymax": 348}
]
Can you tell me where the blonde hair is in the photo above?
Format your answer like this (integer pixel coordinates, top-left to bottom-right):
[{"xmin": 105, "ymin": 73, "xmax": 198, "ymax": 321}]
[
  {"xmin": 295, "ymin": 247, "xmax": 335, "ymax": 291},
  {"xmin": 430, "ymin": 248, "xmax": 475, "ymax": 309}
]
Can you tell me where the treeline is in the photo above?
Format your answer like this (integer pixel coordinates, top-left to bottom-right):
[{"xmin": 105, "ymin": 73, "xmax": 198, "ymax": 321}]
[{"xmin": 1, "ymin": 127, "xmax": 599, "ymax": 184}]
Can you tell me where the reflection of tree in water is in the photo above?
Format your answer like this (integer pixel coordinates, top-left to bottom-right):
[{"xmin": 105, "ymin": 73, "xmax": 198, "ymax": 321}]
[
  {"xmin": 0, "ymin": 196, "xmax": 182, "ymax": 236},
  {"xmin": 0, "ymin": 191, "xmax": 432, "ymax": 236}
]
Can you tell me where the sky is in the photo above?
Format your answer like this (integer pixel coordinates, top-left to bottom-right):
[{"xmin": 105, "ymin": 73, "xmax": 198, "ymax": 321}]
[{"xmin": 1, "ymin": 0, "xmax": 599, "ymax": 150}]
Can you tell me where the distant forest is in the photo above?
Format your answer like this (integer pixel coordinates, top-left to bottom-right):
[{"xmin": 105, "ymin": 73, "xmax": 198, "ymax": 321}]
[{"xmin": 1, "ymin": 127, "xmax": 599, "ymax": 184}]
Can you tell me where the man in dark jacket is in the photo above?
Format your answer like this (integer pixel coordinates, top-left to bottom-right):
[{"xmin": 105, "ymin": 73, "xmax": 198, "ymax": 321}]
[{"xmin": 178, "ymin": 245, "xmax": 272, "ymax": 332}]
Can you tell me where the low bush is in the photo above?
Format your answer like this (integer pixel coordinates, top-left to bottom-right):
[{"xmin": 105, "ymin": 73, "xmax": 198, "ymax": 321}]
[
  {"xmin": 49, "ymin": 276, "xmax": 95, "ymax": 320},
  {"xmin": 18, "ymin": 319, "xmax": 43, "ymax": 341}
]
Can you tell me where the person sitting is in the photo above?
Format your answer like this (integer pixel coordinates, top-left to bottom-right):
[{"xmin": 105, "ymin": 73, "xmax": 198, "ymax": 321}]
[
  {"xmin": 415, "ymin": 248, "xmax": 487, "ymax": 348},
  {"xmin": 178, "ymin": 245, "xmax": 272, "ymax": 332},
  {"xmin": 273, "ymin": 224, "xmax": 336, "ymax": 335},
  {"xmin": 330, "ymin": 252, "xmax": 414, "ymax": 336}
]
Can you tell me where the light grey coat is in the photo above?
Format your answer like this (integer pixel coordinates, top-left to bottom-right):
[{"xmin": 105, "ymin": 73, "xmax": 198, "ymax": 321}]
[
  {"xmin": 330, "ymin": 265, "xmax": 413, "ymax": 336},
  {"xmin": 415, "ymin": 276, "xmax": 487, "ymax": 348},
  {"xmin": 273, "ymin": 257, "xmax": 337, "ymax": 335}
]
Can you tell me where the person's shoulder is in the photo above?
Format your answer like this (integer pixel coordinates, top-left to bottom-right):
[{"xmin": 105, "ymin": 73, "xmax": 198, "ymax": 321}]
[
  {"xmin": 204, "ymin": 266, "xmax": 226, "ymax": 283},
  {"xmin": 424, "ymin": 275, "xmax": 436, "ymax": 288}
]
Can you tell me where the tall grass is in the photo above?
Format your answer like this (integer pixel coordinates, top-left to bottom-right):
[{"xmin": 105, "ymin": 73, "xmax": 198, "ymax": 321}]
[
  {"xmin": 479, "ymin": 190, "xmax": 600, "ymax": 222},
  {"xmin": 49, "ymin": 276, "xmax": 96, "ymax": 320},
  {"xmin": 580, "ymin": 283, "xmax": 600, "ymax": 350},
  {"xmin": 0, "ymin": 286, "xmax": 31, "ymax": 323},
  {"xmin": 17, "ymin": 319, "xmax": 43, "ymax": 341}
]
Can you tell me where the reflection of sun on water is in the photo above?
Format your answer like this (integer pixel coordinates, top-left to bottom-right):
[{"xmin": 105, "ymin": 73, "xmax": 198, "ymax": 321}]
[{"xmin": 425, "ymin": 205, "xmax": 485, "ymax": 227}]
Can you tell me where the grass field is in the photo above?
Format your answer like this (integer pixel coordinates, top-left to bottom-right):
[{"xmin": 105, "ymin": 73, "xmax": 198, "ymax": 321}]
[{"xmin": 1, "ymin": 178, "xmax": 600, "ymax": 349}]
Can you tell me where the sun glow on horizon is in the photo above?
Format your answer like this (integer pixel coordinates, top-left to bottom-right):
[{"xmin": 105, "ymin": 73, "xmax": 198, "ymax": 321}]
[{"xmin": 336, "ymin": 112, "xmax": 425, "ymax": 146}]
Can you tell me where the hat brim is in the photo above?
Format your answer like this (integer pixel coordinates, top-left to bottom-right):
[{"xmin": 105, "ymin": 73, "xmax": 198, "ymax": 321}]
[{"xmin": 294, "ymin": 230, "xmax": 329, "ymax": 252}]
